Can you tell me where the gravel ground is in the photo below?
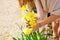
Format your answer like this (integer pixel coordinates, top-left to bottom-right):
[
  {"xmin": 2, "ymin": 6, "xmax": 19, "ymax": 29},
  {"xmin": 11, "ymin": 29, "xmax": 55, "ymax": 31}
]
[{"xmin": 0, "ymin": 0, "xmax": 24, "ymax": 40}]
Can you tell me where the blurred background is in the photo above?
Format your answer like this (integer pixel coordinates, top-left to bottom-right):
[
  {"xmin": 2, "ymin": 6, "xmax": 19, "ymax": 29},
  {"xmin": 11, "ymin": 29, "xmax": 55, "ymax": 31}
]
[{"xmin": 0, "ymin": 0, "xmax": 25, "ymax": 40}]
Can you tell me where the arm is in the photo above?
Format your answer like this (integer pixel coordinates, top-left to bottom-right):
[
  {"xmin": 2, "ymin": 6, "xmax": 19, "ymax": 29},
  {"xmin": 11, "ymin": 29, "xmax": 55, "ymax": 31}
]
[
  {"xmin": 32, "ymin": 0, "xmax": 60, "ymax": 32},
  {"xmin": 39, "ymin": 14, "xmax": 59, "ymax": 26},
  {"xmin": 32, "ymin": 14, "xmax": 59, "ymax": 32}
]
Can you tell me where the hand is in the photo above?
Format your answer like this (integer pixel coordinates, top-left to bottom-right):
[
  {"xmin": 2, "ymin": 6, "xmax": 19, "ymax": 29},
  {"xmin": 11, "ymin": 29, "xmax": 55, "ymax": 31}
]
[{"xmin": 32, "ymin": 23, "xmax": 40, "ymax": 32}]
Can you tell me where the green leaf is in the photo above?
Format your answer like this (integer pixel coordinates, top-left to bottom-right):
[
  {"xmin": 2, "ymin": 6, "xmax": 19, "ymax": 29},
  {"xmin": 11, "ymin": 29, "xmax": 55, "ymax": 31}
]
[
  {"xmin": 32, "ymin": 32, "xmax": 37, "ymax": 40},
  {"xmin": 29, "ymin": 33, "xmax": 34, "ymax": 40},
  {"xmin": 36, "ymin": 30, "xmax": 42, "ymax": 40},
  {"xmin": 25, "ymin": 35, "xmax": 29, "ymax": 40},
  {"xmin": 18, "ymin": 38, "xmax": 21, "ymax": 40},
  {"xmin": 22, "ymin": 33, "xmax": 24, "ymax": 40},
  {"xmin": 12, "ymin": 37, "xmax": 17, "ymax": 40}
]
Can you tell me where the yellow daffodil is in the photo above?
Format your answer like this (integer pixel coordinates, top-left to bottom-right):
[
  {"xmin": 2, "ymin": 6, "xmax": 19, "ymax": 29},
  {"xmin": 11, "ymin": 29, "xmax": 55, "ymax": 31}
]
[
  {"xmin": 28, "ymin": 11, "xmax": 36, "ymax": 18},
  {"xmin": 27, "ymin": 11, "xmax": 36, "ymax": 21},
  {"xmin": 21, "ymin": 4, "xmax": 37, "ymax": 35},
  {"xmin": 23, "ymin": 28, "xmax": 32, "ymax": 35},
  {"xmin": 29, "ymin": 20, "xmax": 36, "ymax": 27},
  {"xmin": 22, "ymin": 15, "xmax": 26, "ymax": 20},
  {"xmin": 21, "ymin": 5, "xmax": 28, "ymax": 12}
]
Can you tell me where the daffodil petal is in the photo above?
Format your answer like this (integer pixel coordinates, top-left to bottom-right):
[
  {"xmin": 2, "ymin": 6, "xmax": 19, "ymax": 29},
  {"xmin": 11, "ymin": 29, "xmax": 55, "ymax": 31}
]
[
  {"xmin": 21, "ymin": 5, "xmax": 27, "ymax": 12},
  {"xmin": 22, "ymin": 15, "xmax": 26, "ymax": 20},
  {"xmin": 23, "ymin": 28, "xmax": 32, "ymax": 35}
]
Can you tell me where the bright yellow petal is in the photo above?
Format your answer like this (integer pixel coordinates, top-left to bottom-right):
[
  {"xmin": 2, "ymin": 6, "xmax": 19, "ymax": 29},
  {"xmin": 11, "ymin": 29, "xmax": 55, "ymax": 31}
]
[
  {"xmin": 29, "ymin": 20, "xmax": 36, "ymax": 27},
  {"xmin": 23, "ymin": 28, "xmax": 32, "ymax": 35},
  {"xmin": 28, "ymin": 11, "xmax": 35, "ymax": 17},
  {"xmin": 28, "ymin": 12, "xmax": 35, "ymax": 18},
  {"xmin": 21, "ymin": 5, "xmax": 27, "ymax": 12},
  {"xmin": 26, "ymin": 11, "xmax": 36, "ymax": 21},
  {"xmin": 22, "ymin": 15, "xmax": 26, "ymax": 20}
]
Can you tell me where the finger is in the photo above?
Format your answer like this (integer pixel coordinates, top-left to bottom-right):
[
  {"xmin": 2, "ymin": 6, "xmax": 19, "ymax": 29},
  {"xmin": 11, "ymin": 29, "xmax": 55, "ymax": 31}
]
[
  {"xmin": 31, "ymin": 26, "xmax": 37, "ymax": 32},
  {"xmin": 31, "ymin": 23, "xmax": 40, "ymax": 32},
  {"xmin": 35, "ymin": 17, "xmax": 40, "ymax": 20}
]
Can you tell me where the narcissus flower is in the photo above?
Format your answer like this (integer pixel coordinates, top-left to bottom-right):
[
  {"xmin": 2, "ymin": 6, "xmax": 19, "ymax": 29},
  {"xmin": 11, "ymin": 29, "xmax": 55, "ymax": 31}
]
[
  {"xmin": 21, "ymin": 5, "xmax": 28, "ymax": 12},
  {"xmin": 23, "ymin": 28, "xmax": 32, "ymax": 35},
  {"xmin": 27, "ymin": 11, "xmax": 36, "ymax": 20},
  {"xmin": 28, "ymin": 11, "xmax": 36, "ymax": 18},
  {"xmin": 21, "ymin": 11, "xmax": 37, "ymax": 28},
  {"xmin": 21, "ymin": 4, "xmax": 37, "ymax": 35},
  {"xmin": 28, "ymin": 11, "xmax": 35, "ymax": 16},
  {"xmin": 29, "ymin": 20, "xmax": 36, "ymax": 27},
  {"xmin": 22, "ymin": 15, "xmax": 26, "ymax": 20}
]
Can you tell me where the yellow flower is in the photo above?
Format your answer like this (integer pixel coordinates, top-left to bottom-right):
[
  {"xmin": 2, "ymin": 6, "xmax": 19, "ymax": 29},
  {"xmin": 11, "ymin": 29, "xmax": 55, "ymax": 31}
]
[
  {"xmin": 23, "ymin": 28, "xmax": 32, "ymax": 35},
  {"xmin": 29, "ymin": 20, "xmax": 36, "ymax": 27},
  {"xmin": 5, "ymin": 37, "xmax": 10, "ymax": 40},
  {"xmin": 21, "ymin": 5, "xmax": 27, "ymax": 12},
  {"xmin": 22, "ymin": 15, "xmax": 26, "ymax": 20},
  {"xmin": 27, "ymin": 11, "xmax": 36, "ymax": 21},
  {"xmin": 28, "ymin": 11, "xmax": 36, "ymax": 18}
]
